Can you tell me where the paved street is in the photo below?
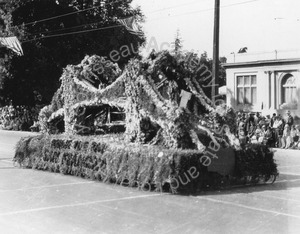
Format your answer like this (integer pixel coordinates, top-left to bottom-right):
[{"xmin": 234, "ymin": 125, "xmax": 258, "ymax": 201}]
[{"xmin": 1, "ymin": 130, "xmax": 300, "ymax": 234}]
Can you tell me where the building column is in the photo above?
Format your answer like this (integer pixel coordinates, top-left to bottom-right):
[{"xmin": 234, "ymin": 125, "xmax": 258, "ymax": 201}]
[
  {"xmin": 264, "ymin": 71, "xmax": 273, "ymax": 110},
  {"xmin": 271, "ymin": 71, "xmax": 277, "ymax": 110}
]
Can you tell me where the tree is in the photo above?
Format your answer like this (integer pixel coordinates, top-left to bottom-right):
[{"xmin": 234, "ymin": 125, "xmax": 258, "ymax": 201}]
[{"xmin": 0, "ymin": 0, "xmax": 145, "ymax": 106}]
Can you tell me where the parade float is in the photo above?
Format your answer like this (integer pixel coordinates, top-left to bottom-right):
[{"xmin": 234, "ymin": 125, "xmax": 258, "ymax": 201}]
[{"xmin": 14, "ymin": 51, "xmax": 278, "ymax": 193}]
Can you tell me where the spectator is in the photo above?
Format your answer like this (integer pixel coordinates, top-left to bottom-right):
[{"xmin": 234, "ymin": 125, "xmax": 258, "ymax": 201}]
[
  {"xmin": 281, "ymin": 124, "xmax": 291, "ymax": 149},
  {"xmin": 238, "ymin": 122, "xmax": 247, "ymax": 145},
  {"xmin": 233, "ymin": 111, "xmax": 300, "ymax": 149},
  {"xmin": 0, "ymin": 105, "xmax": 40, "ymax": 131},
  {"xmin": 258, "ymin": 116, "xmax": 266, "ymax": 128},
  {"xmin": 265, "ymin": 115, "xmax": 271, "ymax": 127},
  {"xmin": 278, "ymin": 114, "xmax": 286, "ymax": 127},
  {"xmin": 264, "ymin": 126, "xmax": 274, "ymax": 147},
  {"xmin": 294, "ymin": 125, "xmax": 300, "ymax": 149},
  {"xmin": 236, "ymin": 112, "xmax": 243, "ymax": 134},
  {"xmin": 254, "ymin": 112, "xmax": 261, "ymax": 125},
  {"xmin": 257, "ymin": 125, "xmax": 265, "ymax": 143},
  {"xmin": 246, "ymin": 113, "xmax": 255, "ymax": 134},
  {"xmin": 286, "ymin": 110, "xmax": 294, "ymax": 127},
  {"xmin": 271, "ymin": 113, "xmax": 277, "ymax": 127},
  {"xmin": 290, "ymin": 125, "xmax": 298, "ymax": 148},
  {"xmin": 294, "ymin": 125, "xmax": 300, "ymax": 142},
  {"xmin": 273, "ymin": 116, "xmax": 284, "ymax": 148},
  {"xmin": 247, "ymin": 121, "xmax": 256, "ymax": 143}
]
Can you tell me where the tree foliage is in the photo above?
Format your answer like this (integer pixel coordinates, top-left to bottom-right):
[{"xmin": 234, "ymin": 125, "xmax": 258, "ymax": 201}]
[{"xmin": 0, "ymin": 0, "xmax": 145, "ymax": 106}]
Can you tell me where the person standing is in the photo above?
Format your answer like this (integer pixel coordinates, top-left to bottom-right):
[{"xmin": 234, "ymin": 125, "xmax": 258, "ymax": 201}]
[
  {"xmin": 286, "ymin": 110, "xmax": 294, "ymax": 127},
  {"xmin": 281, "ymin": 124, "xmax": 291, "ymax": 149},
  {"xmin": 238, "ymin": 122, "xmax": 247, "ymax": 145},
  {"xmin": 273, "ymin": 116, "xmax": 283, "ymax": 147},
  {"xmin": 264, "ymin": 126, "xmax": 274, "ymax": 147},
  {"xmin": 246, "ymin": 113, "xmax": 255, "ymax": 134},
  {"xmin": 265, "ymin": 115, "xmax": 271, "ymax": 127},
  {"xmin": 236, "ymin": 112, "xmax": 243, "ymax": 135},
  {"xmin": 258, "ymin": 116, "xmax": 266, "ymax": 128},
  {"xmin": 295, "ymin": 125, "xmax": 300, "ymax": 149},
  {"xmin": 290, "ymin": 125, "xmax": 297, "ymax": 148},
  {"xmin": 271, "ymin": 113, "xmax": 277, "ymax": 127},
  {"xmin": 254, "ymin": 112, "xmax": 261, "ymax": 125},
  {"xmin": 257, "ymin": 125, "xmax": 265, "ymax": 144},
  {"xmin": 247, "ymin": 121, "xmax": 256, "ymax": 143}
]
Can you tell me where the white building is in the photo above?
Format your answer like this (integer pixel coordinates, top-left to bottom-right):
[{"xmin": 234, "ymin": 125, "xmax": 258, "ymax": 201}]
[{"xmin": 224, "ymin": 50, "xmax": 300, "ymax": 122}]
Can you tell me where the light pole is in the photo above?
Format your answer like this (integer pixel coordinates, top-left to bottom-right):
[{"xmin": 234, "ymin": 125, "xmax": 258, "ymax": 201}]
[{"xmin": 212, "ymin": 0, "xmax": 220, "ymax": 103}]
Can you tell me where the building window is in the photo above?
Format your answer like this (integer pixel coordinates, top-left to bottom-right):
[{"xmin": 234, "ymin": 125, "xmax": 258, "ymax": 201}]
[
  {"xmin": 282, "ymin": 74, "xmax": 296, "ymax": 105},
  {"xmin": 236, "ymin": 75, "xmax": 257, "ymax": 105}
]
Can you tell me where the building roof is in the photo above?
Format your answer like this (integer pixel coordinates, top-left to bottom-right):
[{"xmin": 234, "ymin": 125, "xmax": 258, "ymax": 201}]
[{"xmin": 223, "ymin": 58, "xmax": 300, "ymax": 69}]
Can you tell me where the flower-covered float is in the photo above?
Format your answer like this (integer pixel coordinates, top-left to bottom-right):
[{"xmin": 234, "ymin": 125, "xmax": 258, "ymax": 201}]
[{"xmin": 14, "ymin": 51, "xmax": 278, "ymax": 193}]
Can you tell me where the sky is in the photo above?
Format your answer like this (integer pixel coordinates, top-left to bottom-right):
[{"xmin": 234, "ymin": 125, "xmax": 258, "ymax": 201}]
[{"xmin": 132, "ymin": 0, "xmax": 300, "ymax": 59}]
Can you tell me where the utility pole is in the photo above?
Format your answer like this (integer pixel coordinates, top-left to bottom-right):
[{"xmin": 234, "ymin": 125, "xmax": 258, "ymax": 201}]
[{"xmin": 212, "ymin": 0, "xmax": 220, "ymax": 103}]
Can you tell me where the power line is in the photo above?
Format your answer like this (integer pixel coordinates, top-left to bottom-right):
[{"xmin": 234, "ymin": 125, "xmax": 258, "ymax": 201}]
[
  {"xmin": 19, "ymin": 0, "xmax": 201, "ymax": 31},
  {"xmin": 22, "ymin": 6, "xmax": 99, "ymax": 26},
  {"xmin": 19, "ymin": 0, "xmax": 126, "ymax": 27},
  {"xmin": 147, "ymin": 0, "xmax": 208, "ymax": 14},
  {"xmin": 22, "ymin": 24, "xmax": 122, "ymax": 43},
  {"xmin": 18, "ymin": 0, "xmax": 258, "ymax": 29},
  {"xmin": 25, "ymin": 21, "xmax": 104, "ymax": 37},
  {"xmin": 22, "ymin": 14, "xmax": 141, "ymax": 42},
  {"xmin": 150, "ymin": 0, "xmax": 262, "ymax": 21},
  {"xmin": 222, "ymin": 0, "xmax": 261, "ymax": 9},
  {"xmin": 17, "ymin": 0, "xmax": 259, "ymax": 38},
  {"xmin": 20, "ymin": 0, "xmax": 262, "ymax": 43}
]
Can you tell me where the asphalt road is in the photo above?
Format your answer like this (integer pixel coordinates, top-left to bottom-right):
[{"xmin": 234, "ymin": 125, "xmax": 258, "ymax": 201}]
[{"xmin": 1, "ymin": 130, "xmax": 300, "ymax": 234}]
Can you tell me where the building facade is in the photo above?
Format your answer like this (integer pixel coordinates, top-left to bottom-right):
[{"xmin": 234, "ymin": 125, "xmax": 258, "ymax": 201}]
[{"xmin": 224, "ymin": 58, "xmax": 300, "ymax": 121}]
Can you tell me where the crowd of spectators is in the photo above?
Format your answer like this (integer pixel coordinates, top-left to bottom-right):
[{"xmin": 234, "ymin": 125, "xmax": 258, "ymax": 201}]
[
  {"xmin": 1, "ymin": 104, "xmax": 300, "ymax": 150},
  {"xmin": 0, "ymin": 105, "xmax": 40, "ymax": 131},
  {"xmin": 236, "ymin": 110, "xmax": 300, "ymax": 149}
]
